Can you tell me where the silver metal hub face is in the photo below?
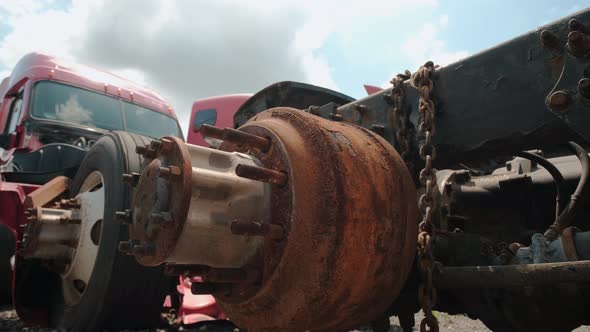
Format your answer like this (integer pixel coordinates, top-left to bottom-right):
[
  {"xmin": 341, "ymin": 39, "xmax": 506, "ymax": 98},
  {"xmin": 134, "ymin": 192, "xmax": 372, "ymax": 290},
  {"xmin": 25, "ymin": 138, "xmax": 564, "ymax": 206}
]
[{"xmin": 61, "ymin": 171, "xmax": 104, "ymax": 305}]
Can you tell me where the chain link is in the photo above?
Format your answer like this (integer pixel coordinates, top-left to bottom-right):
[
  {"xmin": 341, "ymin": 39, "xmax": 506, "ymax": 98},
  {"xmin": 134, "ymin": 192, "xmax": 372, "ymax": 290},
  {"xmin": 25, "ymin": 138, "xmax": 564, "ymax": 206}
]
[
  {"xmin": 411, "ymin": 61, "xmax": 439, "ymax": 332},
  {"xmin": 389, "ymin": 70, "xmax": 414, "ymax": 171}
]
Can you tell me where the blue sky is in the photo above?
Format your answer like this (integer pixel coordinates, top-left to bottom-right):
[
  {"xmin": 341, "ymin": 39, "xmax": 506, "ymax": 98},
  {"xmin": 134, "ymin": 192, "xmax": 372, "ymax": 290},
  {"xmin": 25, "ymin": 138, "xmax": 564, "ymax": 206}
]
[{"xmin": 0, "ymin": 0, "xmax": 587, "ymax": 130}]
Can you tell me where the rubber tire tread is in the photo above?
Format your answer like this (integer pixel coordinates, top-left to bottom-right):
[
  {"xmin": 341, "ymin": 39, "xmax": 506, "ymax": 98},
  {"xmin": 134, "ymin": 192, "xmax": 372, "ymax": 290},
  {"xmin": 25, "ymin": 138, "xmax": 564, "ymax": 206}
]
[{"xmin": 53, "ymin": 131, "xmax": 168, "ymax": 331}]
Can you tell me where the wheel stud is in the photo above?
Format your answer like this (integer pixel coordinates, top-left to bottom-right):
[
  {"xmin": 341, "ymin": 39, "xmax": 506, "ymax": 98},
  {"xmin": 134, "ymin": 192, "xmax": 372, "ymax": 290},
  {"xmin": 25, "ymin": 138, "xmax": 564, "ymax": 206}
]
[
  {"xmin": 115, "ymin": 210, "xmax": 133, "ymax": 224},
  {"xmin": 122, "ymin": 172, "xmax": 141, "ymax": 186},
  {"xmin": 201, "ymin": 125, "xmax": 271, "ymax": 152},
  {"xmin": 151, "ymin": 212, "xmax": 172, "ymax": 226},
  {"xmin": 235, "ymin": 164, "xmax": 287, "ymax": 185},
  {"xmin": 158, "ymin": 166, "xmax": 181, "ymax": 179},
  {"xmin": 118, "ymin": 241, "xmax": 132, "ymax": 253}
]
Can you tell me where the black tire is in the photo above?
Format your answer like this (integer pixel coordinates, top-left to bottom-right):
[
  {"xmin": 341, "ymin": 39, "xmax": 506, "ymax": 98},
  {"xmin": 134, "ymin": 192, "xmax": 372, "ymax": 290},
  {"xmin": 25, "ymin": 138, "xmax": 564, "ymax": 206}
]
[
  {"xmin": 0, "ymin": 225, "xmax": 14, "ymax": 304},
  {"xmin": 50, "ymin": 131, "xmax": 169, "ymax": 331}
]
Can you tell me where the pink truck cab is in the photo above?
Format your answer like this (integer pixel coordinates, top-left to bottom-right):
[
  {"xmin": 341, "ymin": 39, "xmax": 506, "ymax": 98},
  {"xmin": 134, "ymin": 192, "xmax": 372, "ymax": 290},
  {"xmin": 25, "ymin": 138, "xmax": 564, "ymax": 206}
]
[
  {"xmin": 188, "ymin": 94, "xmax": 252, "ymax": 146},
  {"xmin": 0, "ymin": 53, "xmax": 181, "ymax": 153}
]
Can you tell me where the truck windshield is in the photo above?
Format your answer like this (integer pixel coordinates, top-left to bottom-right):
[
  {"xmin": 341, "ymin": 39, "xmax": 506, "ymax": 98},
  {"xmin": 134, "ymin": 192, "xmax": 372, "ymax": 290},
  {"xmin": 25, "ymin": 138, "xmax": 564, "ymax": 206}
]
[{"xmin": 31, "ymin": 81, "xmax": 181, "ymax": 138}]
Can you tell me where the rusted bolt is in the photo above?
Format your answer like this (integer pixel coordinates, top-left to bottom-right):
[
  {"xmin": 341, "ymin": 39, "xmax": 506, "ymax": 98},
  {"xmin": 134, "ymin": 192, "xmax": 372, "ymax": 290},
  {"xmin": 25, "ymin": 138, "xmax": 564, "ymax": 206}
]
[
  {"xmin": 578, "ymin": 78, "xmax": 590, "ymax": 99},
  {"xmin": 370, "ymin": 125, "xmax": 386, "ymax": 137},
  {"xmin": 329, "ymin": 113, "xmax": 343, "ymax": 121},
  {"xmin": 540, "ymin": 30, "xmax": 560, "ymax": 50},
  {"xmin": 204, "ymin": 268, "xmax": 260, "ymax": 284},
  {"xmin": 118, "ymin": 241, "xmax": 132, "ymax": 253},
  {"xmin": 131, "ymin": 243, "xmax": 156, "ymax": 256},
  {"xmin": 191, "ymin": 282, "xmax": 232, "ymax": 296},
  {"xmin": 569, "ymin": 18, "xmax": 586, "ymax": 33},
  {"xmin": 149, "ymin": 140, "xmax": 162, "ymax": 151},
  {"xmin": 115, "ymin": 210, "xmax": 133, "ymax": 224},
  {"xmin": 122, "ymin": 172, "xmax": 141, "ymax": 186},
  {"xmin": 230, "ymin": 221, "xmax": 284, "ymax": 240},
  {"xmin": 151, "ymin": 211, "xmax": 173, "ymax": 226},
  {"xmin": 202, "ymin": 125, "xmax": 271, "ymax": 152},
  {"xmin": 567, "ymin": 30, "xmax": 590, "ymax": 56},
  {"xmin": 200, "ymin": 125, "xmax": 224, "ymax": 140},
  {"xmin": 24, "ymin": 208, "xmax": 37, "ymax": 217},
  {"xmin": 354, "ymin": 104, "xmax": 369, "ymax": 113},
  {"xmin": 307, "ymin": 105, "xmax": 321, "ymax": 115},
  {"xmin": 158, "ymin": 166, "xmax": 182, "ymax": 179},
  {"xmin": 235, "ymin": 164, "xmax": 287, "ymax": 186},
  {"xmin": 547, "ymin": 91, "xmax": 572, "ymax": 112},
  {"xmin": 159, "ymin": 138, "xmax": 174, "ymax": 154}
]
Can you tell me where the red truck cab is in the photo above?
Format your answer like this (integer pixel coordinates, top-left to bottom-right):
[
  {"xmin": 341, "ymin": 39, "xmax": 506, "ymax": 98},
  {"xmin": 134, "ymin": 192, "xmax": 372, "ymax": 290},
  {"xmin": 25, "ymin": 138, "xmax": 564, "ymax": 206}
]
[
  {"xmin": 0, "ymin": 53, "xmax": 181, "ymax": 154},
  {"xmin": 0, "ymin": 53, "xmax": 183, "ymax": 330},
  {"xmin": 188, "ymin": 94, "xmax": 251, "ymax": 146}
]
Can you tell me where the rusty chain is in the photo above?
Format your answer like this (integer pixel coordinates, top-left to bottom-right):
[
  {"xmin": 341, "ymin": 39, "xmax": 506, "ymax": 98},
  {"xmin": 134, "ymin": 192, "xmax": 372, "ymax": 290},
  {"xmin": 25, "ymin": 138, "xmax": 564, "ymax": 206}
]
[
  {"xmin": 389, "ymin": 70, "xmax": 414, "ymax": 171},
  {"xmin": 411, "ymin": 61, "xmax": 439, "ymax": 332}
]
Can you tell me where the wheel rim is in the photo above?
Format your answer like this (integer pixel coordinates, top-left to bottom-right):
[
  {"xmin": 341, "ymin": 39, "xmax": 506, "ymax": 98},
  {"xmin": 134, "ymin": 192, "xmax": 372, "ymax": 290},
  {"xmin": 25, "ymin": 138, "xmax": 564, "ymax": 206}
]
[{"xmin": 61, "ymin": 171, "xmax": 105, "ymax": 306}]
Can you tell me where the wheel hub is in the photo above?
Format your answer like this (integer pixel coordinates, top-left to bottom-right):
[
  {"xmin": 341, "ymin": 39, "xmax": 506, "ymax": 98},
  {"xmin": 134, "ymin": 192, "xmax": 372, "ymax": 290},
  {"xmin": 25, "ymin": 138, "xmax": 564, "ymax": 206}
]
[{"xmin": 123, "ymin": 107, "xmax": 418, "ymax": 331}]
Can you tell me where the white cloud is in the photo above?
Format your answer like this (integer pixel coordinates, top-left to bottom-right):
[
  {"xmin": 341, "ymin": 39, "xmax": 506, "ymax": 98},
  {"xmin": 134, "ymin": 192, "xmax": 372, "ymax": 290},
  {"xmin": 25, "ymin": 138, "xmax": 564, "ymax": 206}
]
[
  {"xmin": 381, "ymin": 14, "xmax": 469, "ymax": 88},
  {"xmin": 402, "ymin": 15, "xmax": 469, "ymax": 68},
  {"xmin": 0, "ymin": 0, "xmax": 449, "ymax": 132}
]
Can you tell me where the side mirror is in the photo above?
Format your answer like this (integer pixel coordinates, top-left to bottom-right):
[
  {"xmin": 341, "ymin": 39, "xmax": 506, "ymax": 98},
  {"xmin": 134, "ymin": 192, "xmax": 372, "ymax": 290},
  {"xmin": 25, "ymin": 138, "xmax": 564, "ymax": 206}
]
[{"xmin": 192, "ymin": 109, "xmax": 217, "ymax": 132}]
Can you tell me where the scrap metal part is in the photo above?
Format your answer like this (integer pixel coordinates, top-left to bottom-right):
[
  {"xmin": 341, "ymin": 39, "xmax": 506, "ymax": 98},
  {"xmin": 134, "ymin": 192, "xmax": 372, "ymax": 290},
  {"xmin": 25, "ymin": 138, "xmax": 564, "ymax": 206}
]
[{"xmin": 125, "ymin": 107, "xmax": 418, "ymax": 331}]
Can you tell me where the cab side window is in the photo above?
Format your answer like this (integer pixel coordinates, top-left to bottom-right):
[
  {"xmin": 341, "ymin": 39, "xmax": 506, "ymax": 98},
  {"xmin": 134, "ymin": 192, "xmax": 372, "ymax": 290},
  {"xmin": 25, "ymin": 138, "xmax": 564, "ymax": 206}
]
[
  {"xmin": 5, "ymin": 93, "xmax": 23, "ymax": 134},
  {"xmin": 193, "ymin": 108, "xmax": 217, "ymax": 132}
]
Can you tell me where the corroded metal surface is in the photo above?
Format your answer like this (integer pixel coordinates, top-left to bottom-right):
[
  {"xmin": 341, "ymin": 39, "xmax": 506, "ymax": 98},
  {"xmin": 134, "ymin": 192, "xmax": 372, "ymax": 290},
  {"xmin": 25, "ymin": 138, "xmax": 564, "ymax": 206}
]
[
  {"xmin": 127, "ymin": 136, "xmax": 270, "ymax": 267},
  {"xmin": 216, "ymin": 107, "xmax": 418, "ymax": 331},
  {"xmin": 128, "ymin": 107, "xmax": 417, "ymax": 331}
]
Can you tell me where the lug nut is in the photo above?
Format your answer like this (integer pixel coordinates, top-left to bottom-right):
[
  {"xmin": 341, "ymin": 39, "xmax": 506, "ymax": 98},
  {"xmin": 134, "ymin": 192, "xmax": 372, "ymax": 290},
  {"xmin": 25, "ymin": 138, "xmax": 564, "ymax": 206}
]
[
  {"xmin": 24, "ymin": 208, "xmax": 37, "ymax": 217},
  {"xmin": 547, "ymin": 90, "xmax": 572, "ymax": 113},
  {"xmin": 235, "ymin": 164, "xmax": 287, "ymax": 186},
  {"xmin": 567, "ymin": 30, "xmax": 590, "ymax": 56},
  {"xmin": 578, "ymin": 78, "xmax": 590, "ymax": 99},
  {"xmin": 569, "ymin": 18, "xmax": 586, "ymax": 33},
  {"xmin": 158, "ymin": 166, "xmax": 182, "ymax": 179},
  {"xmin": 230, "ymin": 221, "xmax": 284, "ymax": 240},
  {"xmin": 118, "ymin": 241, "xmax": 132, "ymax": 253},
  {"xmin": 151, "ymin": 212, "xmax": 173, "ymax": 226},
  {"xmin": 122, "ymin": 172, "xmax": 141, "ymax": 186},
  {"xmin": 115, "ymin": 210, "xmax": 133, "ymax": 224}
]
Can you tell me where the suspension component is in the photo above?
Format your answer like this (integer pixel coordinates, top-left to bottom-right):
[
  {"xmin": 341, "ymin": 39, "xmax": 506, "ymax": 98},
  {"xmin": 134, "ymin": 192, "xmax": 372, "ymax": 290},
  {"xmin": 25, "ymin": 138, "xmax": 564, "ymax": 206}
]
[{"xmin": 127, "ymin": 107, "xmax": 417, "ymax": 332}]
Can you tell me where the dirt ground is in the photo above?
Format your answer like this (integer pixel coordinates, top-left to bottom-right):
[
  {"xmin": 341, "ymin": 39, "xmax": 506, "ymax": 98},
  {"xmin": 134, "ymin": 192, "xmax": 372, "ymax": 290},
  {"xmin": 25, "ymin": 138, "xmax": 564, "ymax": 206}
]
[{"xmin": 1, "ymin": 306, "xmax": 590, "ymax": 332}]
